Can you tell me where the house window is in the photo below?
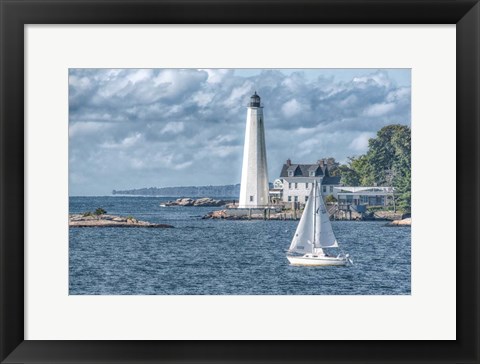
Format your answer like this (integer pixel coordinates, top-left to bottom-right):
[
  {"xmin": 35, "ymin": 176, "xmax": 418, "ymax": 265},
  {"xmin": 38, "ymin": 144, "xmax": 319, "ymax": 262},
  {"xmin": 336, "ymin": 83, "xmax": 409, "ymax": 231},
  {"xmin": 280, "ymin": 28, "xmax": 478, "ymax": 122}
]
[
  {"xmin": 249, "ymin": 195, "xmax": 254, "ymax": 202},
  {"xmin": 288, "ymin": 171, "xmax": 293, "ymax": 177},
  {"xmin": 323, "ymin": 185, "xmax": 326, "ymax": 193},
  {"xmin": 330, "ymin": 186, "xmax": 333, "ymax": 193},
  {"xmin": 295, "ymin": 183, "xmax": 298, "ymax": 189},
  {"xmin": 310, "ymin": 171, "xmax": 315, "ymax": 177},
  {"xmin": 289, "ymin": 182, "xmax": 292, "ymax": 189},
  {"xmin": 288, "ymin": 196, "xmax": 292, "ymax": 202},
  {"xmin": 305, "ymin": 196, "xmax": 309, "ymax": 202},
  {"xmin": 294, "ymin": 196, "xmax": 298, "ymax": 202}
]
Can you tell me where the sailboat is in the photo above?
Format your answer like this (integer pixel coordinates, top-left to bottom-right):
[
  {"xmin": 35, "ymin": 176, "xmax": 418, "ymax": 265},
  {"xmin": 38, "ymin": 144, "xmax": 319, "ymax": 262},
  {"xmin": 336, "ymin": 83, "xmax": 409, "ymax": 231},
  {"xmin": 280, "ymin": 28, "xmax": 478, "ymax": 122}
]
[{"xmin": 287, "ymin": 181, "xmax": 351, "ymax": 266}]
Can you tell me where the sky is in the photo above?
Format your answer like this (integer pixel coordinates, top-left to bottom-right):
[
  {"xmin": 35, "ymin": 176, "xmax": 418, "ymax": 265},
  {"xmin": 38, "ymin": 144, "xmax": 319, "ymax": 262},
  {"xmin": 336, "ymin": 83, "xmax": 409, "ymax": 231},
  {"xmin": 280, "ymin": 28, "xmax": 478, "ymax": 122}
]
[{"xmin": 69, "ymin": 68, "xmax": 411, "ymax": 196}]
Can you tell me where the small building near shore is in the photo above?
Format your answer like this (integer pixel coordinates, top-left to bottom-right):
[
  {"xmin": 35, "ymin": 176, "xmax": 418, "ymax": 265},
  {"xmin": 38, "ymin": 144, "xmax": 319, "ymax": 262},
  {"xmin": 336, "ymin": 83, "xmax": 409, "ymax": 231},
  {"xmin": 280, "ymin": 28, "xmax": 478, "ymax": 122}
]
[
  {"xmin": 276, "ymin": 159, "xmax": 341, "ymax": 204},
  {"xmin": 333, "ymin": 186, "xmax": 395, "ymax": 207}
]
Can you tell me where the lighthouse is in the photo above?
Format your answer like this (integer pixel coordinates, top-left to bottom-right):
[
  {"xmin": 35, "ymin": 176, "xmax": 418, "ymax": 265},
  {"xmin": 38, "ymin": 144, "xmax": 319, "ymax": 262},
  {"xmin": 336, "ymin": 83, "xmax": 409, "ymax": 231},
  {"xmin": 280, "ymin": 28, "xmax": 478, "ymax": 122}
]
[{"xmin": 239, "ymin": 92, "xmax": 270, "ymax": 208}]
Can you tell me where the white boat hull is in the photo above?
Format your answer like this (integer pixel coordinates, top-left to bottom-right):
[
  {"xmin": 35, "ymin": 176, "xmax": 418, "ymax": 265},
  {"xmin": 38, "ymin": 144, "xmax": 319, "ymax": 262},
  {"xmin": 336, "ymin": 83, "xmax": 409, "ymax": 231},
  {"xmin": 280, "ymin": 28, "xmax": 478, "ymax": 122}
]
[{"xmin": 287, "ymin": 254, "xmax": 348, "ymax": 266}]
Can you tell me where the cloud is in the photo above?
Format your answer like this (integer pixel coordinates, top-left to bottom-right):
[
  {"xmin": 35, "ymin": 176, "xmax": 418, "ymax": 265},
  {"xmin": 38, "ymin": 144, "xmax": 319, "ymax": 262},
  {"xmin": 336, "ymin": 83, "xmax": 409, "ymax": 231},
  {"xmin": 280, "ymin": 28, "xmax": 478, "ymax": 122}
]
[
  {"xmin": 153, "ymin": 69, "xmax": 208, "ymax": 100},
  {"xmin": 161, "ymin": 122, "xmax": 185, "ymax": 134},
  {"xmin": 281, "ymin": 99, "xmax": 303, "ymax": 117},
  {"xmin": 69, "ymin": 121, "xmax": 113, "ymax": 137},
  {"xmin": 363, "ymin": 102, "xmax": 396, "ymax": 117},
  {"xmin": 69, "ymin": 68, "xmax": 411, "ymax": 195},
  {"xmin": 349, "ymin": 132, "xmax": 376, "ymax": 152},
  {"xmin": 202, "ymin": 69, "xmax": 234, "ymax": 84},
  {"xmin": 101, "ymin": 132, "xmax": 142, "ymax": 149}
]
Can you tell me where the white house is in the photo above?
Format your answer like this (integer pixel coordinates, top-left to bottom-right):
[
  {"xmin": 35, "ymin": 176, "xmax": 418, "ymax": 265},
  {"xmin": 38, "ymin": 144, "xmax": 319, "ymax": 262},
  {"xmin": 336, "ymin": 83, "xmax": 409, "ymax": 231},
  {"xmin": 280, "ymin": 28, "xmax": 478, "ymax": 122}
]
[{"xmin": 275, "ymin": 159, "xmax": 341, "ymax": 204}]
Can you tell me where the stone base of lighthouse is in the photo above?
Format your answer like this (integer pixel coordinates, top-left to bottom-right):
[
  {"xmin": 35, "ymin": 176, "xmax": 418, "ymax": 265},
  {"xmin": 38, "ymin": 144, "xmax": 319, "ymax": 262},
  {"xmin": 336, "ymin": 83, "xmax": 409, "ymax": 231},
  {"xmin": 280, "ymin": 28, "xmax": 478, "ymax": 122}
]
[{"xmin": 238, "ymin": 93, "xmax": 269, "ymax": 208}]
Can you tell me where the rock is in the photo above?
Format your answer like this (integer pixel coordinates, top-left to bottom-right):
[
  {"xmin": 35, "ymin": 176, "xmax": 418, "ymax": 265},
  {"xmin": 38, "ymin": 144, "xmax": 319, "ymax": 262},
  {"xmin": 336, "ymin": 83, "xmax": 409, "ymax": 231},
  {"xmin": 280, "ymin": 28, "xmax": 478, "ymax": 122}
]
[
  {"xmin": 387, "ymin": 217, "xmax": 412, "ymax": 226},
  {"xmin": 164, "ymin": 197, "xmax": 227, "ymax": 207},
  {"xmin": 203, "ymin": 209, "xmax": 297, "ymax": 220},
  {"xmin": 194, "ymin": 198, "xmax": 226, "ymax": 206},
  {"xmin": 69, "ymin": 214, "xmax": 174, "ymax": 228},
  {"xmin": 373, "ymin": 211, "xmax": 405, "ymax": 221},
  {"xmin": 177, "ymin": 198, "xmax": 195, "ymax": 206}
]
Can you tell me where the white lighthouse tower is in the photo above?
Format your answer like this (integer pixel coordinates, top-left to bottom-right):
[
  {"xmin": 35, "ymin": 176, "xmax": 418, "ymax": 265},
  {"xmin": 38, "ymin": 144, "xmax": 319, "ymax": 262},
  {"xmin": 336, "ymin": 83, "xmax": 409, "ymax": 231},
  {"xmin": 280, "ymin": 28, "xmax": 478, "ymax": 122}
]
[{"xmin": 239, "ymin": 92, "xmax": 270, "ymax": 208}]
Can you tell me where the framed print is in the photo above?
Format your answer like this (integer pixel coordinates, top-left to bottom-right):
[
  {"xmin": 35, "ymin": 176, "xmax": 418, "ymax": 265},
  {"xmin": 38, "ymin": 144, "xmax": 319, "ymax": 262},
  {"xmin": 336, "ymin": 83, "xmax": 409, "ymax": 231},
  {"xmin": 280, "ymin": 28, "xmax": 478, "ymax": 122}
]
[{"xmin": 1, "ymin": 0, "xmax": 479, "ymax": 363}]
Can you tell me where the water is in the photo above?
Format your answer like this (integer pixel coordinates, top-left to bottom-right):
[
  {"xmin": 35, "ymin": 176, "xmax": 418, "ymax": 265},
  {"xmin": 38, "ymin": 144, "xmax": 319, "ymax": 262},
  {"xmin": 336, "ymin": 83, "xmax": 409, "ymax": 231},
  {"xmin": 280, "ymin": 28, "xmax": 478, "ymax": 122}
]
[{"xmin": 69, "ymin": 196, "xmax": 411, "ymax": 295}]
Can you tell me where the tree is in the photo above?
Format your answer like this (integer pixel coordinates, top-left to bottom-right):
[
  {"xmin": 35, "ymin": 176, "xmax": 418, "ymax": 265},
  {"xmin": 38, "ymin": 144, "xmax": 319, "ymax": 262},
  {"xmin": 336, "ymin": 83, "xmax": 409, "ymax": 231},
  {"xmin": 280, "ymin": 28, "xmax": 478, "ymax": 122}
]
[
  {"xmin": 325, "ymin": 157, "xmax": 340, "ymax": 176},
  {"xmin": 325, "ymin": 194, "xmax": 337, "ymax": 203},
  {"xmin": 349, "ymin": 155, "xmax": 375, "ymax": 186},
  {"xmin": 336, "ymin": 164, "xmax": 361, "ymax": 186},
  {"xmin": 335, "ymin": 124, "xmax": 411, "ymax": 212},
  {"xmin": 94, "ymin": 208, "xmax": 107, "ymax": 215},
  {"xmin": 394, "ymin": 169, "xmax": 411, "ymax": 213},
  {"xmin": 366, "ymin": 124, "xmax": 411, "ymax": 186},
  {"xmin": 369, "ymin": 125, "xmax": 411, "ymax": 212}
]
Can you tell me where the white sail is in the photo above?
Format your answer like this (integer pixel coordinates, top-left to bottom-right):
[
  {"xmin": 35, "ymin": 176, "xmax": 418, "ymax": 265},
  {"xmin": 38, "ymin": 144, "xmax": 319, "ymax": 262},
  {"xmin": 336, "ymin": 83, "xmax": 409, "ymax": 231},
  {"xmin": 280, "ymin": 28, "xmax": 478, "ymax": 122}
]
[
  {"xmin": 288, "ymin": 182, "xmax": 338, "ymax": 255},
  {"xmin": 288, "ymin": 187, "xmax": 315, "ymax": 254},
  {"xmin": 314, "ymin": 184, "xmax": 339, "ymax": 248}
]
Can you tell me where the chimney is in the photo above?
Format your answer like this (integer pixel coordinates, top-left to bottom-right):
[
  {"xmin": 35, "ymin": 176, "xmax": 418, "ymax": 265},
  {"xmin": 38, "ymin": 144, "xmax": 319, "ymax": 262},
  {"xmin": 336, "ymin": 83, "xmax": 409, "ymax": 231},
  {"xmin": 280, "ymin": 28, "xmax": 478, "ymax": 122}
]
[
  {"xmin": 317, "ymin": 159, "xmax": 324, "ymax": 168},
  {"xmin": 286, "ymin": 159, "xmax": 291, "ymax": 166}
]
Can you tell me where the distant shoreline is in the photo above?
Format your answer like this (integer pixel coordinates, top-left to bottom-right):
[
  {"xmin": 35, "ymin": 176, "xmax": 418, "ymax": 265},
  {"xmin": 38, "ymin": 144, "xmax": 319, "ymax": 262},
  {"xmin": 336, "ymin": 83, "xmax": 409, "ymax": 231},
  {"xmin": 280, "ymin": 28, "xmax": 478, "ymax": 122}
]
[
  {"xmin": 111, "ymin": 184, "xmax": 243, "ymax": 198},
  {"xmin": 69, "ymin": 195, "xmax": 239, "ymax": 199}
]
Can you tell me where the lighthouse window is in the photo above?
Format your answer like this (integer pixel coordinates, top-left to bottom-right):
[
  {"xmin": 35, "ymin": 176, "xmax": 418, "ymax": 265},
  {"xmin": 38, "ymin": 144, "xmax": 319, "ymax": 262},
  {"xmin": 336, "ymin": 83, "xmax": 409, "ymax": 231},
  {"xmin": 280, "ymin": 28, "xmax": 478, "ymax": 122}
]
[{"xmin": 249, "ymin": 195, "xmax": 254, "ymax": 202}]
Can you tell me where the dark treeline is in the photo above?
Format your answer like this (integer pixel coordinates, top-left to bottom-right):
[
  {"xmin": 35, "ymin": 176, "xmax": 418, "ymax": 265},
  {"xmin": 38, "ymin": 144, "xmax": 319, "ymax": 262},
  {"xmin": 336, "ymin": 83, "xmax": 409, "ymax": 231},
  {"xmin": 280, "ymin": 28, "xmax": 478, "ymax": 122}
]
[{"xmin": 113, "ymin": 184, "xmax": 241, "ymax": 198}]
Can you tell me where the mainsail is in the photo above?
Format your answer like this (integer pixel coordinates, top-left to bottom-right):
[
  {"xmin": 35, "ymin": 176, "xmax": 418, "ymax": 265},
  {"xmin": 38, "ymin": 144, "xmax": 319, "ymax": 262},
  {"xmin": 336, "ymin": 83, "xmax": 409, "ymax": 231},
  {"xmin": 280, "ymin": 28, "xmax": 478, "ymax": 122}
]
[
  {"xmin": 288, "ymin": 187, "xmax": 315, "ymax": 254},
  {"xmin": 288, "ymin": 181, "xmax": 338, "ymax": 254},
  {"xmin": 314, "ymin": 184, "xmax": 338, "ymax": 248}
]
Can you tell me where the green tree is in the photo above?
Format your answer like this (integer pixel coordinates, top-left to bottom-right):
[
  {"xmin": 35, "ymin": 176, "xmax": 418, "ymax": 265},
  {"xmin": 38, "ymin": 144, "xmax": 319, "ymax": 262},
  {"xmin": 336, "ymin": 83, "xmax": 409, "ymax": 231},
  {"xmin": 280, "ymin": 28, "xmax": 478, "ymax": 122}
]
[
  {"xmin": 336, "ymin": 164, "xmax": 361, "ymax": 186},
  {"xmin": 368, "ymin": 125, "xmax": 411, "ymax": 212},
  {"xmin": 94, "ymin": 208, "xmax": 107, "ymax": 215},
  {"xmin": 325, "ymin": 194, "xmax": 337, "ymax": 203},
  {"xmin": 366, "ymin": 124, "xmax": 411, "ymax": 186},
  {"xmin": 325, "ymin": 157, "xmax": 340, "ymax": 176},
  {"xmin": 349, "ymin": 155, "xmax": 375, "ymax": 186},
  {"xmin": 394, "ymin": 169, "xmax": 411, "ymax": 212},
  {"xmin": 336, "ymin": 124, "xmax": 411, "ymax": 212}
]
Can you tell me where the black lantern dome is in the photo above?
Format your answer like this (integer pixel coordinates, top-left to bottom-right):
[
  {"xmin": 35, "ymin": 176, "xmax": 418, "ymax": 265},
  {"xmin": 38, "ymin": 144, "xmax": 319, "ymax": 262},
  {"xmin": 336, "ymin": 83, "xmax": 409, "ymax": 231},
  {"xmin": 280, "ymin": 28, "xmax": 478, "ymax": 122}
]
[{"xmin": 249, "ymin": 91, "xmax": 261, "ymax": 107}]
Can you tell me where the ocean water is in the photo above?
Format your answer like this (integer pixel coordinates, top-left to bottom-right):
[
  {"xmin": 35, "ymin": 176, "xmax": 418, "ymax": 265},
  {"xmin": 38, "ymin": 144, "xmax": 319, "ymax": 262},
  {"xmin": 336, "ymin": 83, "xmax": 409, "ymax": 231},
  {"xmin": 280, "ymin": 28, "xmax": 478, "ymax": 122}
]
[{"xmin": 69, "ymin": 196, "xmax": 411, "ymax": 295}]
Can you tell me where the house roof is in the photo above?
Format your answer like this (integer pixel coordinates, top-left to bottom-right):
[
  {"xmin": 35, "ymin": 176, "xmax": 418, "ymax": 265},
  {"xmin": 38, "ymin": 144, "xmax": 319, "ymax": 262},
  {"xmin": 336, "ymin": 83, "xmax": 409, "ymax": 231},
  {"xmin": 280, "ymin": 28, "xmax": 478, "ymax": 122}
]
[
  {"xmin": 280, "ymin": 163, "xmax": 325, "ymax": 178},
  {"xmin": 322, "ymin": 176, "xmax": 341, "ymax": 185}
]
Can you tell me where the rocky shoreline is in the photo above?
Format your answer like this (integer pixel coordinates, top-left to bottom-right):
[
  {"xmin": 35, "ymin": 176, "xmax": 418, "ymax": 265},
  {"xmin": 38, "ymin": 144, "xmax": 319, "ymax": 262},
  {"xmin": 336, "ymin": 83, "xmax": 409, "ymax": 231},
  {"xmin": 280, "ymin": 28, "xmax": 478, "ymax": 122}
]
[
  {"xmin": 69, "ymin": 214, "xmax": 174, "ymax": 228},
  {"xmin": 162, "ymin": 197, "xmax": 230, "ymax": 207},
  {"xmin": 202, "ymin": 209, "xmax": 294, "ymax": 220},
  {"xmin": 202, "ymin": 208, "xmax": 411, "ymax": 224},
  {"xmin": 387, "ymin": 217, "xmax": 412, "ymax": 226}
]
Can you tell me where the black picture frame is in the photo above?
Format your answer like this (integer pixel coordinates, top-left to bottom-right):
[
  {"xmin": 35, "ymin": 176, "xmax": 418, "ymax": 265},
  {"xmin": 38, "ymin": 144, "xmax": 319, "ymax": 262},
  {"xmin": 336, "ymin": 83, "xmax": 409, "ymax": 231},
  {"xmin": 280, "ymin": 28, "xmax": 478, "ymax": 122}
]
[{"xmin": 1, "ymin": 0, "xmax": 479, "ymax": 363}]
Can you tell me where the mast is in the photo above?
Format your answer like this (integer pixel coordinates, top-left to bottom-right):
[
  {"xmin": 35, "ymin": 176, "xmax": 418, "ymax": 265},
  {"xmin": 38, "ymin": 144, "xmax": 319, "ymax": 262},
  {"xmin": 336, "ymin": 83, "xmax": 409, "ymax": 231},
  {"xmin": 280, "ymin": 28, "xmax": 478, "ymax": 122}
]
[{"xmin": 313, "ymin": 179, "xmax": 317, "ymax": 251}]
